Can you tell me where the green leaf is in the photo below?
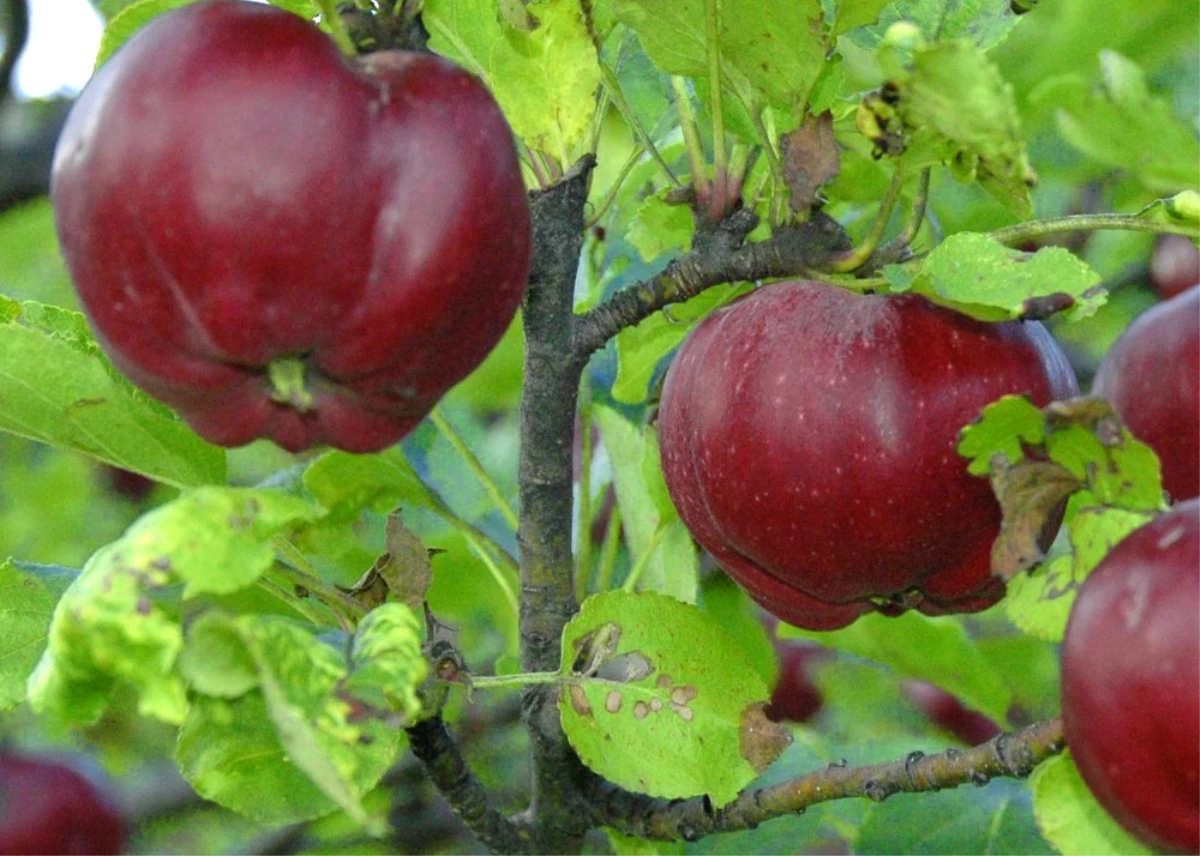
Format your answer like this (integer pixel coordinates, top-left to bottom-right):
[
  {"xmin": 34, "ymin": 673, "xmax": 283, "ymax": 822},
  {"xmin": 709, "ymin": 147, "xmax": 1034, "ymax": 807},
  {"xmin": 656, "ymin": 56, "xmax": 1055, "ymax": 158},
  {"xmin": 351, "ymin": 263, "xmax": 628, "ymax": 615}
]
[
  {"xmin": 717, "ymin": 0, "xmax": 825, "ymax": 113},
  {"xmin": 1031, "ymin": 753, "xmax": 1154, "ymax": 856},
  {"xmin": 613, "ymin": 0, "xmax": 826, "ymax": 115},
  {"xmin": 0, "ymin": 561, "xmax": 74, "ymax": 710},
  {"xmin": 893, "ymin": 42, "xmax": 1036, "ymax": 215},
  {"xmin": 609, "ymin": 0, "xmax": 706, "ymax": 79},
  {"xmin": 833, "ymin": 0, "xmax": 892, "ymax": 35},
  {"xmin": 0, "ymin": 200, "xmax": 76, "ymax": 307},
  {"xmin": 611, "ymin": 282, "xmax": 750, "ymax": 405},
  {"xmin": 698, "ymin": 573, "xmax": 779, "ymax": 688},
  {"xmin": 560, "ymin": 591, "xmax": 788, "ymax": 806},
  {"xmin": 957, "ymin": 394, "xmax": 1047, "ymax": 477},
  {"xmin": 593, "ymin": 406, "xmax": 697, "ymax": 602},
  {"xmin": 852, "ymin": 0, "xmax": 1022, "ymax": 51},
  {"xmin": 26, "ymin": 488, "xmax": 321, "ymax": 725},
  {"xmin": 303, "ymin": 448, "xmax": 440, "ymax": 516},
  {"xmin": 341, "ymin": 602, "xmax": 426, "ymax": 717},
  {"xmin": 855, "ymin": 779, "xmax": 1054, "ymax": 855},
  {"xmin": 178, "ymin": 613, "xmax": 260, "ymax": 699},
  {"xmin": 425, "ymin": 0, "xmax": 601, "ymax": 160},
  {"xmin": 627, "ymin": 193, "xmax": 695, "ymax": 262},
  {"xmin": 1047, "ymin": 52, "xmax": 1200, "ymax": 194},
  {"xmin": 1004, "ymin": 507, "xmax": 1154, "ymax": 642},
  {"xmin": 780, "ymin": 611, "xmax": 1012, "ymax": 725},
  {"xmin": 27, "ymin": 540, "xmax": 188, "ymax": 726},
  {"xmin": 911, "ymin": 233, "xmax": 1103, "ymax": 321},
  {"xmin": 0, "ymin": 299, "xmax": 226, "ymax": 487},
  {"xmin": 1046, "ymin": 423, "xmax": 1164, "ymax": 512},
  {"xmin": 96, "ymin": 0, "xmax": 198, "ymax": 67},
  {"xmin": 179, "ymin": 611, "xmax": 417, "ymax": 826}
]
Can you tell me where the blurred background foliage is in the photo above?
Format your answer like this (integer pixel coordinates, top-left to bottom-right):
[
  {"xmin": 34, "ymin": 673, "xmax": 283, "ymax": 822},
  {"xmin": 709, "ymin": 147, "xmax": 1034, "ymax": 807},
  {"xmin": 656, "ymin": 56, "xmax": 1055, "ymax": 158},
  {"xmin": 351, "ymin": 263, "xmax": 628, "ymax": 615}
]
[{"xmin": 0, "ymin": 0, "xmax": 1195, "ymax": 852}]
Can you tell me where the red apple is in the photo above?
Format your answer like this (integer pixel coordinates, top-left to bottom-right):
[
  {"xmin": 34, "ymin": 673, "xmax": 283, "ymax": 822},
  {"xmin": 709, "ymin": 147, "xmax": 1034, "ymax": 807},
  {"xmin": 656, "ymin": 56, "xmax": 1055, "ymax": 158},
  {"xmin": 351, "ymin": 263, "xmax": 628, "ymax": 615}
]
[
  {"xmin": 0, "ymin": 751, "xmax": 125, "ymax": 855},
  {"xmin": 1092, "ymin": 286, "xmax": 1199, "ymax": 502},
  {"xmin": 51, "ymin": 0, "xmax": 531, "ymax": 453},
  {"xmin": 1061, "ymin": 499, "xmax": 1199, "ymax": 853},
  {"xmin": 900, "ymin": 680, "xmax": 1001, "ymax": 746},
  {"xmin": 658, "ymin": 281, "xmax": 1078, "ymax": 630},
  {"xmin": 766, "ymin": 641, "xmax": 829, "ymax": 724},
  {"xmin": 1151, "ymin": 235, "xmax": 1200, "ymax": 302}
]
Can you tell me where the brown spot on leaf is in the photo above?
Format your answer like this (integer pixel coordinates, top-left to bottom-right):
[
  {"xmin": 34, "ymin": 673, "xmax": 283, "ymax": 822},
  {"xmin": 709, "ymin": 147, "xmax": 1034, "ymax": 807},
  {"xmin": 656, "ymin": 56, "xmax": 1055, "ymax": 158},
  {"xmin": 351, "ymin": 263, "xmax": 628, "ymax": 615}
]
[
  {"xmin": 739, "ymin": 702, "xmax": 792, "ymax": 774},
  {"xmin": 1019, "ymin": 292, "xmax": 1075, "ymax": 320},
  {"xmin": 605, "ymin": 691, "xmax": 622, "ymax": 714},
  {"xmin": 650, "ymin": 698, "xmax": 663, "ymax": 712},
  {"xmin": 780, "ymin": 112, "xmax": 840, "ymax": 214},
  {"xmin": 569, "ymin": 685, "xmax": 593, "ymax": 717},
  {"xmin": 656, "ymin": 674, "xmax": 673, "ymax": 689},
  {"xmin": 670, "ymin": 702, "xmax": 695, "ymax": 722},
  {"xmin": 670, "ymin": 685, "xmax": 698, "ymax": 705},
  {"xmin": 633, "ymin": 701, "xmax": 650, "ymax": 720}
]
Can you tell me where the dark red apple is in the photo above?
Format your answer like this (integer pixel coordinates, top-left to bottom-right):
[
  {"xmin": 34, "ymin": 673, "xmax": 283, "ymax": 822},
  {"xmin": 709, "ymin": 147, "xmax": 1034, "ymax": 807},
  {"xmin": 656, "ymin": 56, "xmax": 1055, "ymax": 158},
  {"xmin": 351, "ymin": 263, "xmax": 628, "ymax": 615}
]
[
  {"xmin": 766, "ymin": 641, "xmax": 829, "ymax": 724},
  {"xmin": 1092, "ymin": 286, "xmax": 1199, "ymax": 502},
  {"xmin": 1151, "ymin": 235, "xmax": 1200, "ymax": 302},
  {"xmin": 0, "ymin": 751, "xmax": 125, "ymax": 855},
  {"xmin": 901, "ymin": 680, "xmax": 1001, "ymax": 746},
  {"xmin": 51, "ymin": 0, "xmax": 531, "ymax": 453},
  {"xmin": 658, "ymin": 281, "xmax": 1078, "ymax": 630},
  {"xmin": 1061, "ymin": 499, "xmax": 1199, "ymax": 854},
  {"xmin": 101, "ymin": 466, "xmax": 156, "ymax": 503}
]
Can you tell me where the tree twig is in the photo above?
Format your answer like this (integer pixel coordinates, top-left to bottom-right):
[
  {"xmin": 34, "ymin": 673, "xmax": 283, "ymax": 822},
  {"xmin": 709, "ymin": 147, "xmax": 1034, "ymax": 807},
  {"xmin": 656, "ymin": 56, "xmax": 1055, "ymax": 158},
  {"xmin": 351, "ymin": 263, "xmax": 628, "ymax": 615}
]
[
  {"xmin": 572, "ymin": 209, "xmax": 850, "ymax": 358},
  {"xmin": 406, "ymin": 716, "xmax": 531, "ymax": 855},
  {"xmin": 583, "ymin": 717, "xmax": 1065, "ymax": 842}
]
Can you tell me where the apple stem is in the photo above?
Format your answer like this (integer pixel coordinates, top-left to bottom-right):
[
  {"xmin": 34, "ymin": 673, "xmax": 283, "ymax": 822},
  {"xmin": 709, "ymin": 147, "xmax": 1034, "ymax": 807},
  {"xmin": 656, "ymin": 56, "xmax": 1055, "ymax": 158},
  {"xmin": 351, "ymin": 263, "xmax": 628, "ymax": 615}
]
[
  {"xmin": 704, "ymin": 0, "xmax": 728, "ymax": 222},
  {"xmin": 313, "ymin": 0, "xmax": 358, "ymax": 57},
  {"xmin": 826, "ymin": 167, "xmax": 907, "ymax": 273},
  {"xmin": 747, "ymin": 109, "xmax": 786, "ymax": 223},
  {"xmin": 990, "ymin": 213, "xmax": 1200, "ymax": 247},
  {"xmin": 621, "ymin": 522, "xmax": 669, "ymax": 593},
  {"xmin": 671, "ymin": 76, "xmax": 712, "ymax": 204},
  {"xmin": 467, "ymin": 670, "xmax": 566, "ymax": 691},
  {"xmin": 593, "ymin": 503, "xmax": 623, "ymax": 596},
  {"xmin": 875, "ymin": 167, "xmax": 932, "ymax": 263},
  {"xmin": 600, "ymin": 61, "xmax": 681, "ymax": 188},
  {"xmin": 267, "ymin": 357, "xmax": 316, "ymax": 412}
]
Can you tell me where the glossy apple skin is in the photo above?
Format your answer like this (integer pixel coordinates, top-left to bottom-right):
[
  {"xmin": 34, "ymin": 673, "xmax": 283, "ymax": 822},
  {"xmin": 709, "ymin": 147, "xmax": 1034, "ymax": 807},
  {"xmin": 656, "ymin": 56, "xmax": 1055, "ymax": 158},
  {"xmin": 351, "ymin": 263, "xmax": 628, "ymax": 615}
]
[
  {"xmin": 1093, "ymin": 286, "xmax": 1199, "ymax": 502},
  {"xmin": 1061, "ymin": 499, "xmax": 1199, "ymax": 854},
  {"xmin": 1151, "ymin": 235, "xmax": 1200, "ymax": 302},
  {"xmin": 0, "ymin": 752, "xmax": 125, "ymax": 855},
  {"xmin": 658, "ymin": 281, "xmax": 1079, "ymax": 630},
  {"xmin": 51, "ymin": 0, "xmax": 531, "ymax": 453},
  {"xmin": 901, "ymin": 680, "xmax": 1001, "ymax": 746}
]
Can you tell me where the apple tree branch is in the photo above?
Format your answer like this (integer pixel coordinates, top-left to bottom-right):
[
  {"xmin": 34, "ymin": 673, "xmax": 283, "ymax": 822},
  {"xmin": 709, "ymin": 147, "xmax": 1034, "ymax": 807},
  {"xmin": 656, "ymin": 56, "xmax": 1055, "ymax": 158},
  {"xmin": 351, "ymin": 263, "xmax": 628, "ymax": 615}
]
[
  {"xmin": 516, "ymin": 156, "xmax": 598, "ymax": 853},
  {"xmin": 571, "ymin": 208, "xmax": 850, "ymax": 359},
  {"xmin": 583, "ymin": 717, "xmax": 1065, "ymax": 842}
]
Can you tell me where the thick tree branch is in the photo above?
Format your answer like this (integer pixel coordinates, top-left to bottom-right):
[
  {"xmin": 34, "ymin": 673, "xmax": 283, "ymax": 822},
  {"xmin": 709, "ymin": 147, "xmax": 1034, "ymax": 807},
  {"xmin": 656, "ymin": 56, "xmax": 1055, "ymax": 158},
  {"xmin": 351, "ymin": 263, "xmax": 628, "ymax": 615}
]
[
  {"xmin": 572, "ymin": 209, "xmax": 850, "ymax": 358},
  {"xmin": 406, "ymin": 716, "xmax": 531, "ymax": 855},
  {"xmin": 518, "ymin": 156, "xmax": 596, "ymax": 853},
  {"xmin": 584, "ymin": 717, "xmax": 1065, "ymax": 842}
]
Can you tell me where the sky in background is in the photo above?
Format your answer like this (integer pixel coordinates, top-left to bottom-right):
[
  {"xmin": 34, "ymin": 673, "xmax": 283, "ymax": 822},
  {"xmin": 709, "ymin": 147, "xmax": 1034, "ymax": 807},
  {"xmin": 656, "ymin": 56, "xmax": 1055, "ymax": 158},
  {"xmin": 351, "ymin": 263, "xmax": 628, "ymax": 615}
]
[{"xmin": 15, "ymin": 0, "xmax": 103, "ymax": 99}]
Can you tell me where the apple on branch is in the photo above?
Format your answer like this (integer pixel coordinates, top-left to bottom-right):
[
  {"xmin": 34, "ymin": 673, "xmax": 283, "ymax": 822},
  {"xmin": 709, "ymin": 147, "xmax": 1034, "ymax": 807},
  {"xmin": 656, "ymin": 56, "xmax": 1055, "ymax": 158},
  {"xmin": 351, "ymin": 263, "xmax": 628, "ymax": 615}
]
[
  {"xmin": 1061, "ymin": 499, "xmax": 1199, "ymax": 854},
  {"xmin": 50, "ymin": 0, "xmax": 531, "ymax": 453},
  {"xmin": 658, "ymin": 280, "xmax": 1079, "ymax": 630}
]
